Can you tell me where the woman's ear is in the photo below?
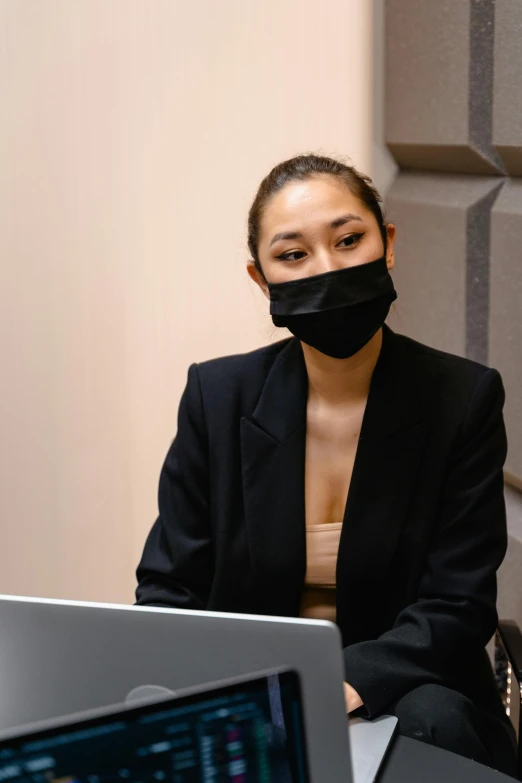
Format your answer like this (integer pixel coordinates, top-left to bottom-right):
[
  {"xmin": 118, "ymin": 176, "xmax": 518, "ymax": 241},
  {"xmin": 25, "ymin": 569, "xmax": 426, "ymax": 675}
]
[
  {"xmin": 385, "ymin": 224, "xmax": 396, "ymax": 271},
  {"xmin": 247, "ymin": 260, "xmax": 270, "ymax": 299}
]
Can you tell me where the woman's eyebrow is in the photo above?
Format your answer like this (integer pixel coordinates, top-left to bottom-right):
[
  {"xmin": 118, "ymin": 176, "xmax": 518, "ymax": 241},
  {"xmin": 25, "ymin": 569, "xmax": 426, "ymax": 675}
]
[
  {"xmin": 269, "ymin": 230, "xmax": 303, "ymax": 247},
  {"xmin": 330, "ymin": 213, "xmax": 364, "ymax": 229},
  {"xmin": 269, "ymin": 213, "xmax": 364, "ymax": 247}
]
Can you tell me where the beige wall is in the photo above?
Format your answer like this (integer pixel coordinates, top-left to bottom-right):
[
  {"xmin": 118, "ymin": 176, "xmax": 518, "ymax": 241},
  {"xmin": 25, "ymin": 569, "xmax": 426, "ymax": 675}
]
[{"xmin": 0, "ymin": 0, "xmax": 373, "ymax": 603}]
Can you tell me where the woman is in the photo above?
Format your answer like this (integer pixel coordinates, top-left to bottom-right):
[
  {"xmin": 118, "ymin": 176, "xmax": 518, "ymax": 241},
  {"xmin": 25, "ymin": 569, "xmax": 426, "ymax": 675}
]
[{"xmin": 136, "ymin": 155, "xmax": 517, "ymax": 775}]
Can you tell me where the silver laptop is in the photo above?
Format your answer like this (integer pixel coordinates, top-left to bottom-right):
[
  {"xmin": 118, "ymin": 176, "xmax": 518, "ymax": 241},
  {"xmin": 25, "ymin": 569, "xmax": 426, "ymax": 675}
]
[
  {"xmin": 0, "ymin": 668, "xmax": 312, "ymax": 782},
  {"xmin": 0, "ymin": 595, "xmax": 396, "ymax": 782}
]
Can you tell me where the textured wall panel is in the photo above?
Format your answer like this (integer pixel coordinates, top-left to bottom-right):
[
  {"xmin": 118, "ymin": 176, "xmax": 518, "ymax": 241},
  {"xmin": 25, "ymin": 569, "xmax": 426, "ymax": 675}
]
[
  {"xmin": 387, "ymin": 173, "xmax": 502, "ymax": 359},
  {"xmin": 385, "ymin": 0, "xmax": 503, "ymax": 174},
  {"xmin": 386, "ymin": 0, "xmax": 521, "ymax": 594},
  {"xmin": 490, "ymin": 180, "xmax": 522, "ymax": 482},
  {"xmin": 493, "ymin": 0, "xmax": 522, "ymax": 175}
]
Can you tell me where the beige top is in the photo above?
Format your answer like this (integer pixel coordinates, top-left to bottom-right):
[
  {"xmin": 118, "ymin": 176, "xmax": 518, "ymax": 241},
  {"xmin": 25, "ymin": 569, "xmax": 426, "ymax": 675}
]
[{"xmin": 299, "ymin": 523, "xmax": 342, "ymax": 623}]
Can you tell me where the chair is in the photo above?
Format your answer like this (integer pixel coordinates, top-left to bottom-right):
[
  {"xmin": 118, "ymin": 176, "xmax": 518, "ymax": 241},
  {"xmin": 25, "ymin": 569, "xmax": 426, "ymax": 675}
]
[{"xmin": 495, "ymin": 620, "xmax": 522, "ymax": 779}]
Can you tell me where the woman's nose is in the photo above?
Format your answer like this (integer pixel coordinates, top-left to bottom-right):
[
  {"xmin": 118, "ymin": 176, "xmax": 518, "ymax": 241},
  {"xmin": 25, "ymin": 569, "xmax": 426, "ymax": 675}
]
[{"xmin": 310, "ymin": 251, "xmax": 345, "ymax": 275}]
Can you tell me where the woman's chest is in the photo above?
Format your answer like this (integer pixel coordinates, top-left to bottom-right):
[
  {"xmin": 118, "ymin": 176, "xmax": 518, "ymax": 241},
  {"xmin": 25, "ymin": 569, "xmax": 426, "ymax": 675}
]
[
  {"xmin": 305, "ymin": 401, "xmax": 366, "ymax": 526},
  {"xmin": 221, "ymin": 386, "xmax": 438, "ymax": 619}
]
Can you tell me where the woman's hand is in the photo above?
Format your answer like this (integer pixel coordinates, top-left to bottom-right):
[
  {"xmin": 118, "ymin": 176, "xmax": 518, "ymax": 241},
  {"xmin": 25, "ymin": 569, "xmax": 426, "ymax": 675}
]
[{"xmin": 344, "ymin": 682, "xmax": 363, "ymax": 713}]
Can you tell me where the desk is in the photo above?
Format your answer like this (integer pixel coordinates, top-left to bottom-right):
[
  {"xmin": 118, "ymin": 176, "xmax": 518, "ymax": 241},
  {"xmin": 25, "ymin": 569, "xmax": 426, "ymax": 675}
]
[{"xmin": 379, "ymin": 735, "xmax": 518, "ymax": 782}]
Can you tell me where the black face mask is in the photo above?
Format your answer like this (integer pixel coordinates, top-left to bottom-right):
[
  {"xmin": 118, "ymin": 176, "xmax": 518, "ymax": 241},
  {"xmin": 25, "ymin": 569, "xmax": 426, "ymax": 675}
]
[{"xmin": 268, "ymin": 257, "xmax": 397, "ymax": 359}]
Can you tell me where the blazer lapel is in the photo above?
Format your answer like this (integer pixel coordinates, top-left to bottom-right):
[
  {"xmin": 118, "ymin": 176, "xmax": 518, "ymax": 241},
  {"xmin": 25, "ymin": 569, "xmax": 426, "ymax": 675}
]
[
  {"xmin": 336, "ymin": 327, "xmax": 429, "ymax": 643},
  {"xmin": 241, "ymin": 339, "xmax": 308, "ymax": 617}
]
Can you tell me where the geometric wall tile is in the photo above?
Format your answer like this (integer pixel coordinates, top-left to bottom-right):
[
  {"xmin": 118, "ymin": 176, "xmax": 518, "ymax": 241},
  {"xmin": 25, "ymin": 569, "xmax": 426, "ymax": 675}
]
[
  {"xmin": 490, "ymin": 180, "xmax": 522, "ymax": 483},
  {"xmin": 386, "ymin": 172, "xmax": 503, "ymax": 362},
  {"xmin": 493, "ymin": 0, "xmax": 522, "ymax": 175},
  {"xmin": 386, "ymin": 0, "xmax": 505, "ymax": 175}
]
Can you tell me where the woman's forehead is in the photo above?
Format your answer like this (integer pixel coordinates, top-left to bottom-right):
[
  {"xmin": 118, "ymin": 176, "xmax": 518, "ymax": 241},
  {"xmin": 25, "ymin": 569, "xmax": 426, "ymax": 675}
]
[{"xmin": 261, "ymin": 176, "xmax": 367, "ymax": 232}]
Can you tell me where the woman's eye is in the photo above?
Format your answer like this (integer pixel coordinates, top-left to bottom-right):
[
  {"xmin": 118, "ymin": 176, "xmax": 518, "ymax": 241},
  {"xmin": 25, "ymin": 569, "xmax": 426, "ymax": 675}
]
[
  {"xmin": 338, "ymin": 233, "xmax": 364, "ymax": 248},
  {"xmin": 276, "ymin": 250, "xmax": 307, "ymax": 262}
]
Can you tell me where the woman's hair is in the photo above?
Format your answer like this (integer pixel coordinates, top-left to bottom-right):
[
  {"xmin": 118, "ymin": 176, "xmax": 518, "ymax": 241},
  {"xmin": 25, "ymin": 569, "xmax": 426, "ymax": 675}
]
[{"xmin": 247, "ymin": 154, "xmax": 387, "ymax": 276}]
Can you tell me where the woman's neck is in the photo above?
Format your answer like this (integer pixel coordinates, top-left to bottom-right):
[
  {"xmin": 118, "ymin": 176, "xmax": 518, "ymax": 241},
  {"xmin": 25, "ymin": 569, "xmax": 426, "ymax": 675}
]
[{"xmin": 302, "ymin": 329, "xmax": 383, "ymax": 406}]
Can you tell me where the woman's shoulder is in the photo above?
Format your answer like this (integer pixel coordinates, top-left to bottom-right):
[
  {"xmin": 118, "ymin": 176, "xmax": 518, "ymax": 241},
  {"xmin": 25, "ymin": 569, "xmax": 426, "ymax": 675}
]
[
  {"xmin": 190, "ymin": 338, "xmax": 294, "ymax": 407},
  {"xmin": 393, "ymin": 331, "xmax": 503, "ymax": 403},
  {"xmin": 395, "ymin": 331, "xmax": 496, "ymax": 376}
]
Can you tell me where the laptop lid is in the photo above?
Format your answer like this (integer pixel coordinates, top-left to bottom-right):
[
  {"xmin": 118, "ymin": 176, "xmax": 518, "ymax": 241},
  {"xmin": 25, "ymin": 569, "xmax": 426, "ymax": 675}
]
[
  {"xmin": 0, "ymin": 669, "xmax": 310, "ymax": 782},
  {"xmin": 0, "ymin": 596, "xmax": 352, "ymax": 783}
]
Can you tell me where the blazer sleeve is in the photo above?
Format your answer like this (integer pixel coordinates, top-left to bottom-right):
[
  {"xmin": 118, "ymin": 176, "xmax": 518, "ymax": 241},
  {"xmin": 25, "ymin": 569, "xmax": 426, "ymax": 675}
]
[
  {"xmin": 135, "ymin": 364, "xmax": 214, "ymax": 608},
  {"xmin": 343, "ymin": 368, "xmax": 508, "ymax": 718}
]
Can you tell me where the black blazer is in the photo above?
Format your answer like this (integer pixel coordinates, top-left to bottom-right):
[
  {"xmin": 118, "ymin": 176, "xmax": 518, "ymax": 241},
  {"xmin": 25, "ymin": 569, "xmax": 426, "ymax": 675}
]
[{"xmin": 136, "ymin": 327, "xmax": 508, "ymax": 719}]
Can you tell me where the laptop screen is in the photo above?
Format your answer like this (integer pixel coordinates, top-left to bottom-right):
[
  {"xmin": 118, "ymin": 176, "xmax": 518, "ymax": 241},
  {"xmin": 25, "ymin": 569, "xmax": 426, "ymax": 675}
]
[{"xmin": 0, "ymin": 670, "xmax": 309, "ymax": 782}]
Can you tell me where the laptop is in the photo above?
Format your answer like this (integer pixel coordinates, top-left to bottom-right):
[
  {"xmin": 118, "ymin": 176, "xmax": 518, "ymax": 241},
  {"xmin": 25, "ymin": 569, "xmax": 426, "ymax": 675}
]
[
  {"xmin": 0, "ymin": 668, "xmax": 311, "ymax": 782},
  {"xmin": 0, "ymin": 595, "xmax": 396, "ymax": 782}
]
